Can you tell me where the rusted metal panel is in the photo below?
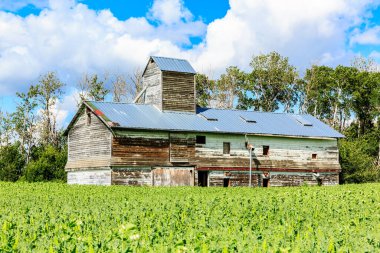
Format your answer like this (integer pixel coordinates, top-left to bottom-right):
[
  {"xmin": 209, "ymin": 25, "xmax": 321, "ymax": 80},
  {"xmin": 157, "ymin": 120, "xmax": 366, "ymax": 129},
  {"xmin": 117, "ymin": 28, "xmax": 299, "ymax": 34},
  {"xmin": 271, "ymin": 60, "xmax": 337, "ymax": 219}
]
[{"xmin": 152, "ymin": 167, "xmax": 194, "ymax": 186}]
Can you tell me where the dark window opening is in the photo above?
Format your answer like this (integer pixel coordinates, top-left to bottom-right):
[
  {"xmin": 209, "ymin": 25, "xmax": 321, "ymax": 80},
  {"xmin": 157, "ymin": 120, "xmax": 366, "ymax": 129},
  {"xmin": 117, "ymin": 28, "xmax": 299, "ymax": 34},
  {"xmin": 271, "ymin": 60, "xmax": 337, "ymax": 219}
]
[
  {"xmin": 198, "ymin": 171, "xmax": 208, "ymax": 187},
  {"xmin": 196, "ymin": 135, "xmax": 206, "ymax": 144},
  {"xmin": 312, "ymin": 153, "xmax": 317, "ymax": 159},
  {"xmin": 223, "ymin": 178, "xmax": 230, "ymax": 187},
  {"xmin": 317, "ymin": 177, "xmax": 322, "ymax": 186},
  {"xmin": 86, "ymin": 108, "xmax": 91, "ymax": 126},
  {"xmin": 263, "ymin": 146, "xmax": 270, "ymax": 156},
  {"xmin": 263, "ymin": 178, "xmax": 269, "ymax": 187},
  {"xmin": 223, "ymin": 142, "xmax": 230, "ymax": 154}
]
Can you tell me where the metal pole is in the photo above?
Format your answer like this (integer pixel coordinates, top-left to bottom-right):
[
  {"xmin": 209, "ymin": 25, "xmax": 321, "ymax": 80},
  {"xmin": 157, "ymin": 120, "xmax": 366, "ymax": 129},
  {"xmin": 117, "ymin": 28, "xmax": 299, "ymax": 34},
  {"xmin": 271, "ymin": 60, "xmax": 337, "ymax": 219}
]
[{"xmin": 249, "ymin": 148, "xmax": 252, "ymax": 187}]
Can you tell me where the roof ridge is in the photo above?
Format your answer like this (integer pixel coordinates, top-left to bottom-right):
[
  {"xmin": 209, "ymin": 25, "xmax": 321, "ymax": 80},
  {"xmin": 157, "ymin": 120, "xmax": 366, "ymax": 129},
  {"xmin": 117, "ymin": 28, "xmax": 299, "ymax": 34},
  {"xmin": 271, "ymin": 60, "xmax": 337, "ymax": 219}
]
[
  {"xmin": 199, "ymin": 107, "xmax": 307, "ymax": 116},
  {"xmin": 87, "ymin": 101, "xmax": 309, "ymax": 116},
  {"xmin": 151, "ymin": 55, "xmax": 188, "ymax": 61}
]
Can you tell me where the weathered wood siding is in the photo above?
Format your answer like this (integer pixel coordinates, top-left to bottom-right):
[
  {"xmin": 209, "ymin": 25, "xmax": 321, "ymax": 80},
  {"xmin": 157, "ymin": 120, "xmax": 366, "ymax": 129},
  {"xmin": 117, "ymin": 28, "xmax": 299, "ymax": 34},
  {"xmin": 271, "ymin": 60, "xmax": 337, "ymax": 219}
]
[
  {"xmin": 67, "ymin": 169, "xmax": 111, "ymax": 185},
  {"xmin": 142, "ymin": 60, "xmax": 162, "ymax": 109},
  {"xmin": 152, "ymin": 167, "xmax": 194, "ymax": 186},
  {"xmin": 112, "ymin": 167, "xmax": 152, "ymax": 186},
  {"xmin": 195, "ymin": 133, "xmax": 340, "ymax": 171},
  {"xmin": 169, "ymin": 133, "xmax": 195, "ymax": 163},
  {"xmin": 111, "ymin": 131, "xmax": 170, "ymax": 166},
  {"xmin": 269, "ymin": 173, "xmax": 339, "ymax": 186},
  {"xmin": 204, "ymin": 171, "xmax": 338, "ymax": 187},
  {"xmin": 111, "ymin": 130, "xmax": 195, "ymax": 167},
  {"xmin": 66, "ymin": 110, "xmax": 111, "ymax": 170},
  {"xmin": 162, "ymin": 71, "xmax": 195, "ymax": 113}
]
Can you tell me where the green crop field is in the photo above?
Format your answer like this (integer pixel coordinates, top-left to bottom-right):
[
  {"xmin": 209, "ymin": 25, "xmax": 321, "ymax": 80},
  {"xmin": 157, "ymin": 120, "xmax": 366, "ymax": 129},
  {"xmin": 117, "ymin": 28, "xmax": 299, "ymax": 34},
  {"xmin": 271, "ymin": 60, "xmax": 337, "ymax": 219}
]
[{"xmin": 0, "ymin": 183, "xmax": 379, "ymax": 252}]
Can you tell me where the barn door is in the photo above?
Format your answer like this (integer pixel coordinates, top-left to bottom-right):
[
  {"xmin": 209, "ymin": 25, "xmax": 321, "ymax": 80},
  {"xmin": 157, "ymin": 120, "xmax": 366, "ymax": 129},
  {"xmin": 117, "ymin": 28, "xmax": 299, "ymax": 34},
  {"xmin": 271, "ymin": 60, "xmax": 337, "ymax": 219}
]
[{"xmin": 152, "ymin": 167, "xmax": 194, "ymax": 186}]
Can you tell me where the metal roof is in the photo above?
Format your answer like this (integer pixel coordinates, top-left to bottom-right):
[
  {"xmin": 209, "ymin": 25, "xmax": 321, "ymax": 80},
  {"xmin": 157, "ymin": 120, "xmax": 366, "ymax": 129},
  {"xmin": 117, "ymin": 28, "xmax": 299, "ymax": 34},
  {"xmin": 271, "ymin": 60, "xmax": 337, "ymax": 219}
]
[
  {"xmin": 150, "ymin": 56, "xmax": 196, "ymax": 74},
  {"xmin": 86, "ymin": 101, "xmax": 344, "ymax": 139}
]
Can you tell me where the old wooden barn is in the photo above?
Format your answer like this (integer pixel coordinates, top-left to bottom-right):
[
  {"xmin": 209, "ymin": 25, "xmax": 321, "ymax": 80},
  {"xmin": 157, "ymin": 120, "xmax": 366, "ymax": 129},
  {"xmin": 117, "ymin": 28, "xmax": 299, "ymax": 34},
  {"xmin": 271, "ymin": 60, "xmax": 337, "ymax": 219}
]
[{"xmin": 64, "ymin": 56, "xmax": 344, "ymax": 187}]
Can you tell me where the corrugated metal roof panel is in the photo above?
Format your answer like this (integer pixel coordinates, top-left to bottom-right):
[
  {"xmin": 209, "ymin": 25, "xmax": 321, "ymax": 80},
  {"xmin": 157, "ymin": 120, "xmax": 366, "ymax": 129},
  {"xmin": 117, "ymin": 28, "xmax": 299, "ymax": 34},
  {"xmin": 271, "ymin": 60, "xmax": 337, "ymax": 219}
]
[
  {"xmin": 87, "ymin": 101, "xmax": 344, "ymax": 138},
  {"xmin": 151, "ymin": 56, "xmax": 196, "ymax": 74}
]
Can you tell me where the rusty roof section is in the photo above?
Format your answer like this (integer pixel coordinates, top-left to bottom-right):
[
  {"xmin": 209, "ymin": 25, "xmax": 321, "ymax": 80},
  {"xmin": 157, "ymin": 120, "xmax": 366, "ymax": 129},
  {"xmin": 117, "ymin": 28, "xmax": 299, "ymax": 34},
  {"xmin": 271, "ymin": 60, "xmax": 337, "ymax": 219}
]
[{"xmin": 75, "ymin": 101, "xmax": 344, "ymax": 139}]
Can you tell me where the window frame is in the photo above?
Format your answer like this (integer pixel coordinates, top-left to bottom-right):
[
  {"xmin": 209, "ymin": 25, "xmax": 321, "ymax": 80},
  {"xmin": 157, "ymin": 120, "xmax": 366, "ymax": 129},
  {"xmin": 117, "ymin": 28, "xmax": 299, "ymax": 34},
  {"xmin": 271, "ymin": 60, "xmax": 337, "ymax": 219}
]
[
  {"xmin": 196, "ymin": 135, "xmax": 206, "ymax": 144},
  {"xmin": 263, "ymin": 145, "xmax": 270, "ymax": 156},
  {"xmin": 223, "ymin": 142, "xmax": 231, "ymax": 155}
]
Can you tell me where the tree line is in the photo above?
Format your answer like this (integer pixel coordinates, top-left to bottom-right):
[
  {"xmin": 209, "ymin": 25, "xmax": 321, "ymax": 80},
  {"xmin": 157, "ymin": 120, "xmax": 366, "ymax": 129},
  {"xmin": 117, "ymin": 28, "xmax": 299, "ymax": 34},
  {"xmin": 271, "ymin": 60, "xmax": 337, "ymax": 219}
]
[{"xmin": 0, "ymin": 52, "xmax": 379, "ymax": 183}]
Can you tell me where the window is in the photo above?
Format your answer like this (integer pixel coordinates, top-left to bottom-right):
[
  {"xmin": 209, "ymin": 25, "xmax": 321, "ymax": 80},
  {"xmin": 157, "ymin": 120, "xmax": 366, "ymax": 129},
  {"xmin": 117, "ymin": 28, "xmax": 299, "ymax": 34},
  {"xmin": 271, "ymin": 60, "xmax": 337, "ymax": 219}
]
[
  {"xmin": 86, "ymin": 108, "xmax": 91, "ymax": 125},
  {"xmin": 196, "ymin": 135, "xmax": 206, "ymax": 144},
  {"xmin": 223, "ymin": 142, "xmax": 230, "ymax": 154},
  {"xmin": 312, "ymin": 153, "xmax": 317, "ymax": 159},
  {"xmin": 263, "ymin": 146, "xmax": 270, "ymax": 156}
]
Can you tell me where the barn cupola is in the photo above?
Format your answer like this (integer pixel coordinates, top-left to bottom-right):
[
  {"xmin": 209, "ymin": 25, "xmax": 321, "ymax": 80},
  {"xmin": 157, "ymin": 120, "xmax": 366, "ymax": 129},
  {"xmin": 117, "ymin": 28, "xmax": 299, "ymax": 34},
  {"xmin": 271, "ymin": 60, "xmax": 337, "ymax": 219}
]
[{"xmin": 135, "ymin": 56, "xmax": 196, "ymax": 113}]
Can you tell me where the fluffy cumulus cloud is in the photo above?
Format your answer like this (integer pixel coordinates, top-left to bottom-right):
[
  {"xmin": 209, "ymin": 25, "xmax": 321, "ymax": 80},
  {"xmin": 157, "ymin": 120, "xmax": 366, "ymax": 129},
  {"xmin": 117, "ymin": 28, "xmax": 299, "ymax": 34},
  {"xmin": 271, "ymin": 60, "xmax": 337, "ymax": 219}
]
[
  {"xmin": 351, "ymin": 26, "xmax": 380, "ymax": 45},
  {"xmin": 1, "ymin": 0, "xmax": 380, "ymax": 126},
  {"xmin": 0, "ymin": 0, "xmax": 205, "ymax": 95},
  {"xmin": 194, "ymin": 0, "xmax": 380, "ymax": 73}
]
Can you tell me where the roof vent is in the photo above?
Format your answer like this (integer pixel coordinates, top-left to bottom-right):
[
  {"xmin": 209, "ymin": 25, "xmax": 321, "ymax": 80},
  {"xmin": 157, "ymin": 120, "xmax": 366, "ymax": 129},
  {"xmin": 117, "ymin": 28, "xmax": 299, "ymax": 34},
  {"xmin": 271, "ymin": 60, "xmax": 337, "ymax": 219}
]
[
  {"xmin": 240, "ymin": 115, "xmax": 257, "ymax": 123},
  {"xmin": 199, "ymin": 113, "xmax": 218, "ymax": 121},
  {"xmin": 292, "ymin": 115, "xmax": 313, "ymax": 126}
]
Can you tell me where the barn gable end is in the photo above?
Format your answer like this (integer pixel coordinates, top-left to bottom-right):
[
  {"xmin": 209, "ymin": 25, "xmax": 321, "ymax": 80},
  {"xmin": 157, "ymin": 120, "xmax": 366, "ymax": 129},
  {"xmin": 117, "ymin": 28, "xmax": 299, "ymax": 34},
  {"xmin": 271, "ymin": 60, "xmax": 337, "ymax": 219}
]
[{"xmin": 65, "ymin": 105, "xmax": 113, "ymax": 185}]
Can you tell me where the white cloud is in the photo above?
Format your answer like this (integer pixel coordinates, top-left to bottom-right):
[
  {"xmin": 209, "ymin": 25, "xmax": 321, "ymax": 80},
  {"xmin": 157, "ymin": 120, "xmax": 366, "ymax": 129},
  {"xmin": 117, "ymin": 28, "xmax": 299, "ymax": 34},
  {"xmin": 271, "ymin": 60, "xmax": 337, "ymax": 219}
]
[
  {"xmin": 193, "ymin": 0, "xmax": 380, "ymax": 74},
  {"xmin": 149, "ymin": 0, "xmax": 192, "ymax": 25},
  {"xmin": 351, "ymin": 26, "xmax": 380, "ymax": 45},
  {"xmin": 0, "ymin": 0, "xmax": 49, "ymax": 11},
  {"xmin": 0, "ymin": 0, "xmax": 205, "ymax": 95}
]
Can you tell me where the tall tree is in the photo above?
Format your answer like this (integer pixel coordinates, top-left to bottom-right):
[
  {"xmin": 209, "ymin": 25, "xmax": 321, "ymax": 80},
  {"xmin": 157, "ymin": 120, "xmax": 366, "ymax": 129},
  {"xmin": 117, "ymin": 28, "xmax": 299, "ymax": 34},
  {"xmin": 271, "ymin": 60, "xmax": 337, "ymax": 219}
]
[
  {"xmin": 239, "ymin": 52, "xmax": 299, "ymax": 112},
  {"xmin": 215, "ymin": 66, "xmax": 246, "ymax": 109},
  {"xmin": 112, "ymin": 74, "xmax": 127, "ymax": 102},
  {"xmin": 78, "ymin": 74, "xmax": 109, "ymax": 103},
  {"xmin": 11, "ymin": 86, "xmax": 38, "ymax": 163},
  {"xmin": 129, "ymin": 67, "xmax": 144, "ymax": 101},
  {"xmin": 36, "ymin": 72, "xmax": 64, "ymax": 146},
  {"xmin": 0, "ymin": 111, "xmax": 13, "ymax": 146},
  {"xmin": 195, "ymin": 73, "xmax": 215, "ymax": 107}
]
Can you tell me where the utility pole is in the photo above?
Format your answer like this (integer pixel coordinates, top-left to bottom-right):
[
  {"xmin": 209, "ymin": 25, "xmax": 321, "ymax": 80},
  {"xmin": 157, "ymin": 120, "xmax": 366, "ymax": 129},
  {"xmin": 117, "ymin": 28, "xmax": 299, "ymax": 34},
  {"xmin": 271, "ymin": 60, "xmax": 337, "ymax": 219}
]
[{"xmin": 247, "ymin": 143, "xmax": 254, "ymax": 187}]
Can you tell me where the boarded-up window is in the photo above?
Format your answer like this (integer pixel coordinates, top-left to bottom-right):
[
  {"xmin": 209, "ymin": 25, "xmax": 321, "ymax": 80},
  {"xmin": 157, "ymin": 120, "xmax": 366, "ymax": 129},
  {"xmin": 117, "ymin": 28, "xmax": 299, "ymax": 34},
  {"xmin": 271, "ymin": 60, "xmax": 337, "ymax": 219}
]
[
  {"xmin": 312, "ymin": 153, "xmax": 317, "ymax": 159},
  {"xmin": 223, "ymin": 142, "xmax": 230, "ymax": 154},
  {"xmin": 263, "ymin": 146, "xmax": 269, "ymax": 156},
  {"xmin": 196, "ymin": 135, "xmax": 206, "ymax": 144}
]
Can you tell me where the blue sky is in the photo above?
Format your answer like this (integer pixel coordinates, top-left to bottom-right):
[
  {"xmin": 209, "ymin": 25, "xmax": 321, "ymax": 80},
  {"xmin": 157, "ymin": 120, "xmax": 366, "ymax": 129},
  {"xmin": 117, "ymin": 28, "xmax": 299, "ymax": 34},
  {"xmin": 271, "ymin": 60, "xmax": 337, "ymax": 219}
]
[{"xmin": 0, "ymin": 0, "xmax": 380, "ymax": 127}]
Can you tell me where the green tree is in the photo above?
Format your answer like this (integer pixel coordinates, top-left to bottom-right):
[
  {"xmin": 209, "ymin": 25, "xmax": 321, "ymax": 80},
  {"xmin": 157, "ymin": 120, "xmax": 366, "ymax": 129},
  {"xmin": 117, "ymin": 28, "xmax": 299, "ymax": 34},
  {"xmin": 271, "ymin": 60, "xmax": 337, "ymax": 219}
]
[
  {"xmin": 350, "ymin": 71, "xmax": 380, "ymax": 136},
  {"xmin": 0, "ymin": 142, "xmax": 25, "ymax": 182},
  {"xmin": 301, "ymin": 65, "xmax": 356, "ymax": 130},
  {"xmin": 11, "ymin": 86, "xmax": 38, "ymax": 163},
  {"xmin": 195, "ymin": 73, "xmax": 215, "ymax": 107},
  {"xmin": 239, "ymin": 52, "xmax": 299, "ymax": 112},
  {"xmin": 78, "ymin": 74, "xmax": 109, "ymax": 103},
  {"xmin": 36, "ymin": 72, "xmax": 64, "ymax": 146},
  {"xmin": 215, "ymin": 66, "xmax": 246, "ymax": 109},
  {"xmin": 339, "ymin": 127, "xmax": 380, "ymax": 183},
  {"xmin": 24, "ymin": 145, "xmax": 67, "ymax": 182}
]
